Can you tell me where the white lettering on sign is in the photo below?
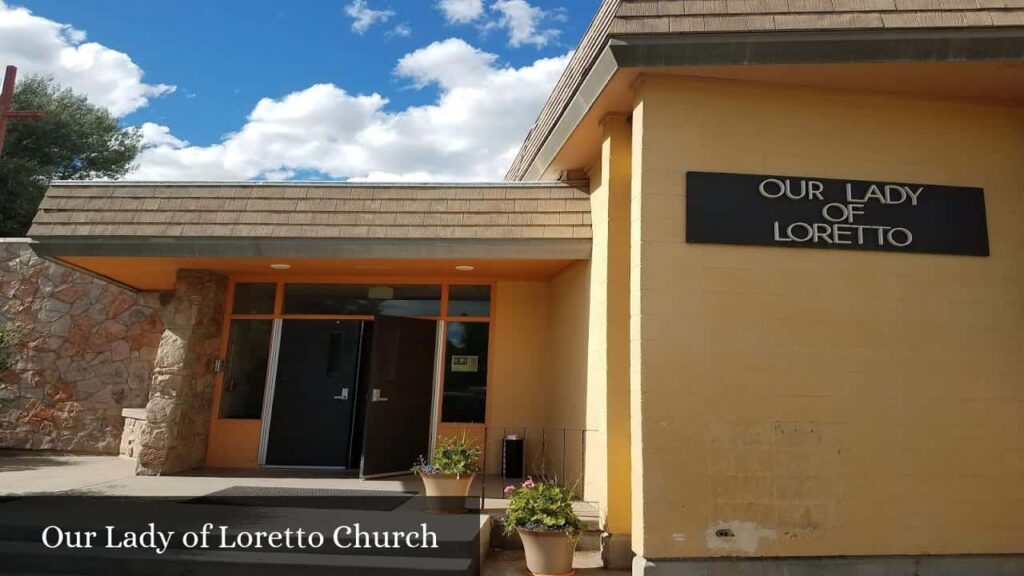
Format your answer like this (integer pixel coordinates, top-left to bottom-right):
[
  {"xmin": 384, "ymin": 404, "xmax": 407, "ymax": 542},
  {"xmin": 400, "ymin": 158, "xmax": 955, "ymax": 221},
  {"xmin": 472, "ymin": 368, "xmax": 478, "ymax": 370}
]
[
  {"xmin": 758, "ymin": 178, "xmax": 824, "ymax": 201},
  {"xmin": 763, "ymin": 178, "xmax": 920, "ymax": 249}
]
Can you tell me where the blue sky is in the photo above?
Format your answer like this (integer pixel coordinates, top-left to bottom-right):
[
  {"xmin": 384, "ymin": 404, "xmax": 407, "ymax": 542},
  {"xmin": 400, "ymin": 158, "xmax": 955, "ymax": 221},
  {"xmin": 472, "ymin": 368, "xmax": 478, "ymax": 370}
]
[{"xmin": 0, "ymin": 0, "xmax": 597, "ymax": 180}]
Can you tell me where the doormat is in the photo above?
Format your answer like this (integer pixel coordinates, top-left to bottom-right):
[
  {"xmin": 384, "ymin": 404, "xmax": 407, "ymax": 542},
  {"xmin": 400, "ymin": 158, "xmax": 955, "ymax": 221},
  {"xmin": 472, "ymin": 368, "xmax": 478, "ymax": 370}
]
[{"xmin": 186, "ymin": 486, "xmax": 416, "ymax": 512}]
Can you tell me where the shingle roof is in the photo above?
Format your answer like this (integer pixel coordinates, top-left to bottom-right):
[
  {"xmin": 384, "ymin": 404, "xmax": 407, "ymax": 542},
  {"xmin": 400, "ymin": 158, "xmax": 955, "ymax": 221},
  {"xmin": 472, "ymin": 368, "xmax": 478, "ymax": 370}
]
[
  {"xmin": 505, "ymin": 0, "xmax": 1024, "ymax": 180},
  {"xmin": 610, "ymin": 0, "xmax": 1024, "ymax": 33},
  {"xmin": 28, "ymin": 182, "xmax": 592, "ymax": 240}
]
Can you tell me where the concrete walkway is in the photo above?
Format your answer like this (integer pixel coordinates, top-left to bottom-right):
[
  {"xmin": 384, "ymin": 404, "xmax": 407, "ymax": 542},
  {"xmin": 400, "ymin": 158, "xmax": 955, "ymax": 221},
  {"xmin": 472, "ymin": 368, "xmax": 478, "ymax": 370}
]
[
  {"xmin": 0, "ymin": 450, "xmax": 137, "ymax": 495},
  {"xmin": 0, "ymin": 450, "xmax": 630, "ymax": 575},
  {"xmin": 0, "ymin": 450, "xmax": 419, "ymax": 496}
]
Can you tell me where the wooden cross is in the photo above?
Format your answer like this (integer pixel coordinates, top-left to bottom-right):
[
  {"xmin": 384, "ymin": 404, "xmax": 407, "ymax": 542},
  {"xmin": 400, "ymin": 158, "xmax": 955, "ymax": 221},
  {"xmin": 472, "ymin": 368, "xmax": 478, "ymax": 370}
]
[{"xmin": 0, "ymin": 66, "xmax": 46, "ymax": 157}]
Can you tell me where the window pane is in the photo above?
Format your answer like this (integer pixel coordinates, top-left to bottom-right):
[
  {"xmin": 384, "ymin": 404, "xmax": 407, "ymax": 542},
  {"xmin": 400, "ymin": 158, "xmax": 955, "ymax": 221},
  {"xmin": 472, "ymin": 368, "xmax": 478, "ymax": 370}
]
[
  {"xmin": 219, "ymin": 319, "xmax": 273, "ymax": 418},
  {"xmin": 441, "ymin": 322, "xmax": 489, "ymax": 423},
  {"xmin": 232, "ymin": 283, "xmax": 276, "ymax": 314},
  {"xmin": 283, "ymin": 284, "xmax": 441, "ymax": 316},
  {"xmin": 448, "ymin": 285, "xmax": 491, "ymax": 317}
]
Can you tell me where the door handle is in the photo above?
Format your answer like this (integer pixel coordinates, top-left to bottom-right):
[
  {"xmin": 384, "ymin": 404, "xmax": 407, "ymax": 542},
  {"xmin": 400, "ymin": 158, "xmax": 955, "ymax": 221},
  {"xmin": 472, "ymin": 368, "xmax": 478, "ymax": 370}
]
[
  {"xmin": 371, "ymin": 389, "xmax": 389, "ymax": 402},
  {"xmin": 333, "ymin": 388, "xmax": 350, "ymax": 401}
]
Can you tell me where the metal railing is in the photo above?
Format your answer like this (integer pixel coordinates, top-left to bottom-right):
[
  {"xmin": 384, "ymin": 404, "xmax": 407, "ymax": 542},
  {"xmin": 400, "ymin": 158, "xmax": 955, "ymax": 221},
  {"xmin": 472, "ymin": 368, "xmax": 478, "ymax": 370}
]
[{"xmin": 475, "ymin": 426, "xmax": 598, "ymax": 502}]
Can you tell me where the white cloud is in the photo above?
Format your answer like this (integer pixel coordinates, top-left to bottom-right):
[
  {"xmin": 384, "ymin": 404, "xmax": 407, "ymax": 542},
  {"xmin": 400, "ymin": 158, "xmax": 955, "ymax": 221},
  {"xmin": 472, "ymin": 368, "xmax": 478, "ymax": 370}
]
[
  {"xmin": 0, "ymin": 0, "xmax": 174, "ymax": 116},
  {"xmin": 489, "ymin": 0, "xmax": 560, "ymax": 48},
  {"xmin": 345, "ymin": 0, "xmax": 394, "ymax": 34},
  {"xmin": 139, "ymin": 122, "xmax": 187, "ymax": 148},
  {"xmin": 131, "ymin": 39, "xmax": 571, "ymax": 182},
  {"xmin": 395, "ymin": 38, "xmax": 495, "ymax": 89},
  {"xmin": 438, "ymin": 0, "xmax": 484, "ymax": 24},
  {"xmin": 442, "ymin": 0, "xmax": 564, "ymax": 49},
  {"xmin": 388, "ymin": 23, "xmax": 412, "ymax": 38}
]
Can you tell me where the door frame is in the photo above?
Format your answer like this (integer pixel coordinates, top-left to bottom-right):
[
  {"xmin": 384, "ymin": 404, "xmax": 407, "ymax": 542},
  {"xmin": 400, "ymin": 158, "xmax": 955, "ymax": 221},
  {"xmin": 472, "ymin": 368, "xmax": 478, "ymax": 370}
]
[
  {"xmin": 429, "ymin": 319, "xmax": 446, "ymax": 456},
  {"xmin": 256, "ymin": 318, "xmax": 283, "ymax": 467},
  {"xmin": 208, "ymin": 276, "xmax": 495, "ymax": 471}
]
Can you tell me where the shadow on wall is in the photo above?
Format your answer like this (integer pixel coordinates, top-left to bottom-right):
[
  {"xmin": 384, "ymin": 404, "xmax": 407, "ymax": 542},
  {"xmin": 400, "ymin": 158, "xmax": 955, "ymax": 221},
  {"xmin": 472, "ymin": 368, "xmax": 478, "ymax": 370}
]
[
  {"xmin": 479, "ymin": 426, "xmax": 593, "ymax": 498},
  {"xmin": 443, "ymin": 263, "xmax": 594, "ymax": 497},
  {"xmin": 0, "ymin": 241, "xmax": 165, "ymax": 454}
]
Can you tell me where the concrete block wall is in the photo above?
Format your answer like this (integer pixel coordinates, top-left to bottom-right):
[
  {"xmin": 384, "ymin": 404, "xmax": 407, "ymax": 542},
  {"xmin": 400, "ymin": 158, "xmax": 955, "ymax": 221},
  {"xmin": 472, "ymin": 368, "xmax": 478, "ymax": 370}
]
[{"xmin": 629, "ymin": 75, "xmax": 1024, "ymax": 560}]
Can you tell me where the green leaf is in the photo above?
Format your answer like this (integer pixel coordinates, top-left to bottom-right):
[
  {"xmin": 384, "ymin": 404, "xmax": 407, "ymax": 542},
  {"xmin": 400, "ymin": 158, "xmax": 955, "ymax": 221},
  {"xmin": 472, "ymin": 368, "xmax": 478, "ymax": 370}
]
[{"xmin": 1, "ymin": 75, "xmax": 141, "ymax": 236}]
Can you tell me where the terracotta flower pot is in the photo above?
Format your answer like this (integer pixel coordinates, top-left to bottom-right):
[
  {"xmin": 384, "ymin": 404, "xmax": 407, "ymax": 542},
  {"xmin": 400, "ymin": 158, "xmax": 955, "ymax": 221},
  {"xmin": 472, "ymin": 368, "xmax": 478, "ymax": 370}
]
[
  {"xmin": 419, "ymin": 472, "xmax": 475, "ymax": 513},
  {"xmin": 516, "ymin": 527, "xmax": 577, "ymax": 576}
]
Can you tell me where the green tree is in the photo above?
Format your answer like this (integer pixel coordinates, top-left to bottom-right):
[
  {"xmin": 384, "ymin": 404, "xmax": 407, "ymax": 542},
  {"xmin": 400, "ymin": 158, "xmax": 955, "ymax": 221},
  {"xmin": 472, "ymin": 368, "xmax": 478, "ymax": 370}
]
[{"xmin": 0, "ymin": 75, "xmax": 141, "ymax": 236}]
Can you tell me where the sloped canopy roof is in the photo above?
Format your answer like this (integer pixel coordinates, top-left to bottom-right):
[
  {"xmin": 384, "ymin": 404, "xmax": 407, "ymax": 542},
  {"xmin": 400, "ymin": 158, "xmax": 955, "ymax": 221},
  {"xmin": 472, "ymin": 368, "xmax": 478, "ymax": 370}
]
[
  {"xmin": 506, "ymin": 0, "xmax": 1024, "ymax": 180},
  {"xmin": 29, "ymin": 181, "xmax": 592, "ymax": 260}
]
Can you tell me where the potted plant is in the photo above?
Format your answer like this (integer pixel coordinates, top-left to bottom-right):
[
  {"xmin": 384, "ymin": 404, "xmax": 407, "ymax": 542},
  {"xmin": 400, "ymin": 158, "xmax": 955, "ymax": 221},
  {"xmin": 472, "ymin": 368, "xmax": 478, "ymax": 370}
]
[
  {"xmin": 412, "ymin": 434, "xmax": 481, "ymax": 513},
  {"xmin": 503, "ymin": 478, "xmax": 582, "ymax": 576}
]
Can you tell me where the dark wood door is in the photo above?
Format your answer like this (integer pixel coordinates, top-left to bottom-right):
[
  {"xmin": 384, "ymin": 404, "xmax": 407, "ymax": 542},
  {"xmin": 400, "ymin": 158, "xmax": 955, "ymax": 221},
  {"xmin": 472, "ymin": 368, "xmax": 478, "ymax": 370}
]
[
  {"xmin": 265, "ymin": 320, "xmax": 363, "ymax": 467},
  {"xmin": 360, "ymin": 316, "xmax": 438, "ymax": 478}
]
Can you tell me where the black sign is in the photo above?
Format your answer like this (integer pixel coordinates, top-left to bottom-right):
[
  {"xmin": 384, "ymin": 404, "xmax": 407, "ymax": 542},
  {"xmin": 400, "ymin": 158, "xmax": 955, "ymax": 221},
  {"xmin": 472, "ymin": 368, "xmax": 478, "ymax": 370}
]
[{"xmin": 686, "ymin": 172, "xmax": 989, "ymax": 256}]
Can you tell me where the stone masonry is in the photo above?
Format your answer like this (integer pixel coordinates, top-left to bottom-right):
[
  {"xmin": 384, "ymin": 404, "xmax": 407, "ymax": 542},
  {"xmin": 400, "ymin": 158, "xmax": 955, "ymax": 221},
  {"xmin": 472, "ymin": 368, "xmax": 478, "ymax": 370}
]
[
  {"xmin": 0, "ymin": 240, "xmax": 164, "ymax": 453},
  {"xmin": 136, "ymin": 270, "xmax": 226, "ymax": 476},
  {"xmin": 119, "ymin": 408, "xmax": 146, "ymax": 459}
]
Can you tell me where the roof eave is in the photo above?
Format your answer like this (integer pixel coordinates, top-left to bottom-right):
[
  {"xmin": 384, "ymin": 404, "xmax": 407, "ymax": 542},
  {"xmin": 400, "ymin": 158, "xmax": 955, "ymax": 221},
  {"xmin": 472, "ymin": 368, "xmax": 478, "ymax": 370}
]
[
  {"xmin": 509, "ymin": 26, "xmax": 1024, "ymax": 182},
  {"xmin": 47, "ymin": 180, "xmax": 591, "ymax": 188},
  {"xmin": 30, "ymin": 236, "xmax": 593, "ymax": 261}
]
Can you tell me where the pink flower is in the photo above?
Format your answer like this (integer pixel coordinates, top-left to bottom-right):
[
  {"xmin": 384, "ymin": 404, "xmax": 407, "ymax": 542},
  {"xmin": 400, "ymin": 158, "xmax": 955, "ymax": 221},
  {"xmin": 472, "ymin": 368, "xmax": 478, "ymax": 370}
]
[
  {"xmin": 504, "ymin": 485, "xmax": 516, "ymax": 496},
  {"xmin": 522, "ymin": 478, "xmax": 535, "ymax": 489}
]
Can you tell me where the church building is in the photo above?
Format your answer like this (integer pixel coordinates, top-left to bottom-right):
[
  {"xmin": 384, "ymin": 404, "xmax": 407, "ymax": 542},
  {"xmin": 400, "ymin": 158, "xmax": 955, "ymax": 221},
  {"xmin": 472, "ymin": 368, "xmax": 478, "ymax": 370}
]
[{"xmin": 27, "ymin": 0, "xmax": 1024, "ymax": 573}]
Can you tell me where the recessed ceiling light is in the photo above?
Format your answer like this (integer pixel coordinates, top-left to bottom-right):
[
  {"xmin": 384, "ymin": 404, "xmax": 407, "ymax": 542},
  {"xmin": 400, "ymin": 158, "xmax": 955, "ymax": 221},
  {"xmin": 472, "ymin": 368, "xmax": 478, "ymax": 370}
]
[
  {"xmin": 270, "ymin": 263, "xmax": 291, "ymax": 270},
  {"xmin": 455, "ymin": 265, "xmax": 475, "ymax": 272}
]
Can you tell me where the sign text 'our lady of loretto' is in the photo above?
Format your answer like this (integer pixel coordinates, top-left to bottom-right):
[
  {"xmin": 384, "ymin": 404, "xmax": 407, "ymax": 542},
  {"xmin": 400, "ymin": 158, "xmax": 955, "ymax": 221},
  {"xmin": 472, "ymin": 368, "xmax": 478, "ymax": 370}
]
[{"xmin": 685, "ymin": 172, "xmax": 989, "ymax": 256}]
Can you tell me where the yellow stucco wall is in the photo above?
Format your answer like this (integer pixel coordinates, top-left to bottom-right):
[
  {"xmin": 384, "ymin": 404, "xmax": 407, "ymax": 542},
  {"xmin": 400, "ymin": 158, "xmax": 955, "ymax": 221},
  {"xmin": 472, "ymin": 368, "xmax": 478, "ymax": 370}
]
[
  {"xmin": 586, "ymin": 115, "xmax": 634, "ymax": 537},
  {"xmin": 545, "ymin": 261, "xmax": 592, "ymax": 488},
  {"xmin": 630, "ymin": 75, "xmax": 1024, "ymax": 559},
  {"xmin": 546, "ymin": 262, "xmax": 591, "ymax": 431},
  {"xmin": 443, "ymin": 281, "xmax": 549, "ymax": 474},
  {"xmin": 454, "ymin": 278, "xmax": 591, "ymax": 477},
  {"xmin": 489, "ymin": 281, "xmax": 550, "ymax": 429},
  {"xmin": 585, "ymin": 160, "xmax": 611, "ymax": 512}
]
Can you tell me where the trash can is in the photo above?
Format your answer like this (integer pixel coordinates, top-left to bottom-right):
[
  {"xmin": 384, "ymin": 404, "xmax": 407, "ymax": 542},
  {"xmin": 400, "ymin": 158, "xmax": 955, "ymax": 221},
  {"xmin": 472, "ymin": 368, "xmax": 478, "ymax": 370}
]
[{"xmin": 502, "ymin": 435, "xmax": 525, "ymax": 479}]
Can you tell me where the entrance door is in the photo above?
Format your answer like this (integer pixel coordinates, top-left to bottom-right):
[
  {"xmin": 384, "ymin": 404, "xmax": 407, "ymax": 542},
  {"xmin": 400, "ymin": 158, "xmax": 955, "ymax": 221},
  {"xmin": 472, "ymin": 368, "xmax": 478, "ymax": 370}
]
[
  {"xmin": 360, "ymin": 315, "xmax": 438, "ymax": 478},
  {"xmin": 264, "ymin": 320, "xmax": 363, "ymax": 468}
]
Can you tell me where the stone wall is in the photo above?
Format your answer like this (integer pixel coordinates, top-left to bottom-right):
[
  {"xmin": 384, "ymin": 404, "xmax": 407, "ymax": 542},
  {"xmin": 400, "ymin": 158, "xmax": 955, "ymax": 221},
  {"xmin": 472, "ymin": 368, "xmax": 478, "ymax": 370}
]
[
  {"xmin": 0, "ymin": 240, "xmax": 164, "ymax": 453},
  {"xmin": 119, "ymin": 408, "xmax": 146, "ymax": 459}
]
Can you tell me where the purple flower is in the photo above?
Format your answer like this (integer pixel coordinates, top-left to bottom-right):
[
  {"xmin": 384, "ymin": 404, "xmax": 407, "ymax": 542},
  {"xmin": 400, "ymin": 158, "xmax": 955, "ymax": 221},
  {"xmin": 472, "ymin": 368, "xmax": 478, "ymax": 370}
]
[{"xmin": 522, "ymin": 478, "xmax": 535, "ymax": 489}]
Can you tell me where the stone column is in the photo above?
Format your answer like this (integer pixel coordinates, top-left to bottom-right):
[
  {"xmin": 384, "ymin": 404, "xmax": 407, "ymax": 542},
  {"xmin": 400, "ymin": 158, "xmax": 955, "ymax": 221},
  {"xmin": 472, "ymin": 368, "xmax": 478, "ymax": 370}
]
[{"xmin": 136, "ymin": 270, "xmax": 226, "ymax": 476}]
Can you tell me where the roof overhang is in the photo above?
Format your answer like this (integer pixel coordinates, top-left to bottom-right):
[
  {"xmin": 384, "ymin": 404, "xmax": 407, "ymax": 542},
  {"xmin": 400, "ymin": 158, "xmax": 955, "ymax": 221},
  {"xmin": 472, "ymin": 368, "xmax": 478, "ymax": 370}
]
[
  {"xmin": 32, "ymin": 236, "xmax": 591, "ymax": 260},
  {"xmin": 519, "ymin": 26, "xmax": 1024, "ymax": 180},
  {"xmin": 30, "ymin": 237, "xmax": 591, "ymax": 290}
]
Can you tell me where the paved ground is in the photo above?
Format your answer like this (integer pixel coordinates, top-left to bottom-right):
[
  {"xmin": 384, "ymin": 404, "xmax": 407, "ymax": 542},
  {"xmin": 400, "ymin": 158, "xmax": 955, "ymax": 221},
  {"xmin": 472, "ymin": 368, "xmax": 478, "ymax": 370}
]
[
  {"xmin": 483, "ymin": 550, "xmax": 628, "ymax": 576},
  {"xmin": 0, "ymin": 450, "xmax": 629, "ymax": 575},
  {"xmin": 0, "ymin": 450, "xmax": 420, "ymax": 496}
]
